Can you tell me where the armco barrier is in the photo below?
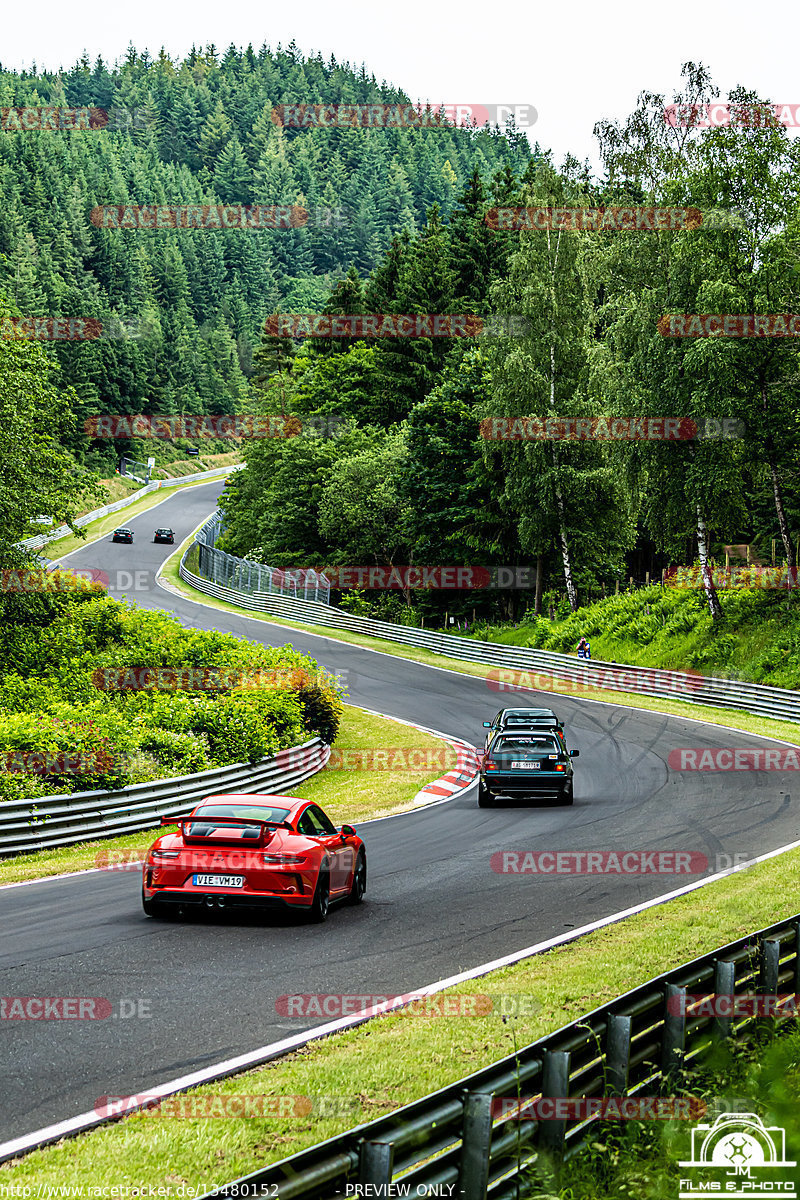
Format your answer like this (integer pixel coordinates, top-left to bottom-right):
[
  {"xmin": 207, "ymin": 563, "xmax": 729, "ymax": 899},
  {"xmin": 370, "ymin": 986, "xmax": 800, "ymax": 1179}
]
[
  {"xmin": 0, "ymin": 737, "xmax": 328, "ymax": 856},
  {"xmin": 203, "ymin": 913, "xmax": 800, "ymax": 1198},
  {"xmin": 179, "ymin": 526, "xmax": 800, "ymax": 724},
  {"xmin": 17, "ymin": 464, "xmax": 241, "ymax": 552}
]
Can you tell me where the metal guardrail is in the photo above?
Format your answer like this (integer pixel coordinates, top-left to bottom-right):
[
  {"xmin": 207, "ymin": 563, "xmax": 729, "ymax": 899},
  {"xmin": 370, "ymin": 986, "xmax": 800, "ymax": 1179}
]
[
  {"xmin": 193, "ymin": 514, "xmax": 331, "ymax": 605},
  {"xmin": 179, "ymin": 525, "xmax": 800, "ymax": 725},
  {"xmin": 204, "ymin": 912, "xmax": 800, "ymax": 1199},
  {"xmin": 17, "ymin": 464, "xmax": 241, "ymax": 552},
  {"xmin": 0, "ymin": 738, "xmax": 329, "ymax": 856}
]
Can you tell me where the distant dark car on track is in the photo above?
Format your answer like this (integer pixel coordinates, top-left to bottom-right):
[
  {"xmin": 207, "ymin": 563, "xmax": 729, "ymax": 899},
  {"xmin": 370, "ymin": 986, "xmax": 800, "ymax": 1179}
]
[
  {"xmin": 112, "ymin": 527, "xmax": 134, "ymax": 543},
  {"xmin": 478, "ymin": 730, "xmax": 579, "ymax": 807},
  {"xmin": 483, "ymin": 707, "xmax": 565, "ymax": 750},
  {"xmin": 142, "ymin": 794, "xmax": 366, "ymax": 923},
  {"xmin": 153, "ymin": 528, "xmax": 175, "ymax": 544}
]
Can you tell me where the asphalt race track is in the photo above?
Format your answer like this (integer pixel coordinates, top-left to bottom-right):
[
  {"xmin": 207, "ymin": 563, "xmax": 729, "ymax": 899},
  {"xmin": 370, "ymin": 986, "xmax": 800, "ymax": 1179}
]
[{"xmin": 1, "ymin": 480, "xmax": 796, "ymax": 1143}]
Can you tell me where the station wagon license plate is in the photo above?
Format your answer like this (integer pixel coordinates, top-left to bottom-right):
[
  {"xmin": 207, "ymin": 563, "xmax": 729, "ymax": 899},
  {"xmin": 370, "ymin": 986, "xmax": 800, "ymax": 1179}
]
[
  {"xmin": 193, "ymin": 874, "xmax": 245, "ymax": 888},
  {"xmin": 511, "ymin": 761, "xmax": 540, "ymax": 769}
]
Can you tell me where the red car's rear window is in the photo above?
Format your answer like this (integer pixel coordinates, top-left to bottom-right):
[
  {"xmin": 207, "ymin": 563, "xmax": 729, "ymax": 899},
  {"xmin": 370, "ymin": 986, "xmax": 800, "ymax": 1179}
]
[{"xmin": 192, "ymin": 804, "xmax": 292, "ymax": 822}]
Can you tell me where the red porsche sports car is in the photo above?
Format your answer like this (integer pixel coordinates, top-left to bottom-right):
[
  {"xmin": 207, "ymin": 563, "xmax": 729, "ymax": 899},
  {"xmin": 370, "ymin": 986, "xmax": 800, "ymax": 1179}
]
[{"xmin": 142, "ymin": 794, "xmax": 366, "ymax": 923}]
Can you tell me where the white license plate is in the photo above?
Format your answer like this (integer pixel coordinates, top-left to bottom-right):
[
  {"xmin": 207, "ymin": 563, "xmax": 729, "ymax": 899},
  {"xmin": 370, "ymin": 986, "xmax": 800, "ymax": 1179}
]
[
  {"xmin": 511, "ymin": 761, "xmax": 540, "ymax": 769},
  {"xmin": 193, "ymin": 874, "xmax": 245, "ymax": 888}
]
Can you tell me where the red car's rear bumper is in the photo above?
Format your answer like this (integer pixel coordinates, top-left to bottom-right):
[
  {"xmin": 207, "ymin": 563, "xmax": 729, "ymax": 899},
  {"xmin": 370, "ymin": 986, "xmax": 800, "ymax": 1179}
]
[{"xmin": 145, "ymin": 887, "xmax": 311, "ymax": 911}]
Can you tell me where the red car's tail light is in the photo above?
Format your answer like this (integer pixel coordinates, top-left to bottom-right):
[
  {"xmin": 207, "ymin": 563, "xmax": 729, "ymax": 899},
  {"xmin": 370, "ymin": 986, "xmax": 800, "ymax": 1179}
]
[
  {"xmin": 263, "ymin": 853, "xmax": 308, "ymax": 865},
  {"xmin": 151, "ymin": 850, "xmax": 180, "ymax": 860}
]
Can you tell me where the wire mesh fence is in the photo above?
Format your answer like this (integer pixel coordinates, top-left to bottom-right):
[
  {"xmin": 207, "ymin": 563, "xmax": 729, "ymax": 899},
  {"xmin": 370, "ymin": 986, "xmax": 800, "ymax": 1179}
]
[{"xmin": 194, "ymin": 514, "xmax": 331, "ymax": 604}]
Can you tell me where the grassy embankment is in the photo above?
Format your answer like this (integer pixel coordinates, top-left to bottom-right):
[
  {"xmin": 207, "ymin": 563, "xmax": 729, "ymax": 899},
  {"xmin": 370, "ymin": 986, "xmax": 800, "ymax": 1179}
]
[{"xmin": 469, "ymin": 584, "xmax": 800, "ymax": 689}]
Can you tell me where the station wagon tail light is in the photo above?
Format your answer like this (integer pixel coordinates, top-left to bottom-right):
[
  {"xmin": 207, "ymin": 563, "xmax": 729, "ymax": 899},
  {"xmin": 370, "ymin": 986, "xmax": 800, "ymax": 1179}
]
[
  {"xmin": 263, "ymin": 853, "xmax": 308, "ymax": 865},
  {"xmin": 484, "ymin": 759, "xmax": 499, "ymax": 771},
  {"xmin": 554, "ymin": 763, "xmax": 566, "ymax": 771}
]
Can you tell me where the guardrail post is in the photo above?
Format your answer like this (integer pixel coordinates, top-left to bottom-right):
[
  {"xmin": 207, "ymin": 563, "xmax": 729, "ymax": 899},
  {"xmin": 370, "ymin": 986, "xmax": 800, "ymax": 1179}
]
[
  {"xmin": 539, "ymin": 1050, "xmax": 570, "ymax": 1154},
  {"xmin": 712, "ymin": 959, "xmax": 736, "ymax": 1040},
  {"xmin": 662, "ymin": 985, "xmax": 686, "ymax": 1081},
  {"xmin": 458, "ymin": 1092, "xmax": 494, "ymax": 1200},
  {"xmin": 606, "ymin": 1014, "xmax": 631, "ymax": 1094},
  {"xmin": 759, "ymin": 938, "xmax": 782, "ymax": 1031},
  {"xmin": 760, "ymin": 938, "xmax": 781, "ymax": 995},
  {"xmin": 359, "ymin": 1140, "xmax": 394, "ymax": 1187}
]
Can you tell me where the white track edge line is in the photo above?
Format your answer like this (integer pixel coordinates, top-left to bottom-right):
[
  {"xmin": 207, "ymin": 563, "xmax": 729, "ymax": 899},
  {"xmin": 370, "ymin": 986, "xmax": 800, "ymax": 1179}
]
[{"xmin": 4, "ymin": 831, "xmax": 800, "ymax": 1164}]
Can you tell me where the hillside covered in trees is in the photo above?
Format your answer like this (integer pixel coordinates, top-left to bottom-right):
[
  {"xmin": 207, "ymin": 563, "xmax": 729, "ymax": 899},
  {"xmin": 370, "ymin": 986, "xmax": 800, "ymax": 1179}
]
[
  {"xmin": 0, "ymin": 42, "xmax": 530, "ymax": 474},
  {"xmin": 2, "ymin": 51, "xmax": 800, "ymax": 636},
  {"xmin": 217, "ymin": 65, "xmax": 800, "ymax": 629}
]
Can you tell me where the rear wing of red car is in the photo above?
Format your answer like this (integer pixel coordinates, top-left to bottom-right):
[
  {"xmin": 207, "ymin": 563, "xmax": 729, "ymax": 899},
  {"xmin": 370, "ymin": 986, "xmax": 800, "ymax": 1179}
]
[{"xmin": 163, "ymin": 815, "xmax": 293, "ymax": 846}]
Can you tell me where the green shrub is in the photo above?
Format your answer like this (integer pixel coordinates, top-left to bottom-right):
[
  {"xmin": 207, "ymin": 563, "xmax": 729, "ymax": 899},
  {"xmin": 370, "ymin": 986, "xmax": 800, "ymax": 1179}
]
[
  {"xmin": 294, "ymin": 678, "xmax": 344, "ymax": 744},
  {"xmin": 0, "ymin": 590, "xmax": 346, "ymax": 802},
  {"xmin": 135, "ymin": 729, "xmax": 211, "ymax": 777}
]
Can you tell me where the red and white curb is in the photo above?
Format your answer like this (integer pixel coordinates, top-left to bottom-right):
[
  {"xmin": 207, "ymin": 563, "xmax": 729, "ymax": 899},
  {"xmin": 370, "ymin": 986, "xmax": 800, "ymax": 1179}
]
[
  {"xmin": 350, "ymin": 706, "xmax": 479, "ymax": 807},
  {"xmin": 415, "ymin": 737, "xmax": 480, "ymax": 801}
]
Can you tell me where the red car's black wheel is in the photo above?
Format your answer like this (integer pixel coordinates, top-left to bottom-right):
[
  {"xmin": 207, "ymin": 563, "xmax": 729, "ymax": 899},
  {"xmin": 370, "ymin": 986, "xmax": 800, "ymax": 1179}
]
[
  {"xmin": 142, "ymin": 889, "xmax": 166, "ymax": 918},
  {"xmin": 350, "ymin": 851, "xmax": 366, "ymax": 904},
  {"xmin": 309, "ymin": 867, "xmax": 330, "ymax": 923}
]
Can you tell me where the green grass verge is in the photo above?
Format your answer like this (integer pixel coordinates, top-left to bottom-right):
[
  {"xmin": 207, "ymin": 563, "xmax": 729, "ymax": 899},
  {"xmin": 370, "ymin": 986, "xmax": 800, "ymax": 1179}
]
[
  {"xmin": 0, "ymin": 706, "xmax": 454, "ymax": 885},
  {"xmin": 4, "ymin": 844, "xmax": 799, "ymax": 1188},
  {"xmin": 159, "ymin": 553, "xmax": 800, "ymax": 750}
]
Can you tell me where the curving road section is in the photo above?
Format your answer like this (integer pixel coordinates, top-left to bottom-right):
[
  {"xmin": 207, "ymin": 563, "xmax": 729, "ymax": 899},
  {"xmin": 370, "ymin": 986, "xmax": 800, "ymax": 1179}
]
[{"xmin": 0, "ymin": 480, "xmax": 796, "ymax": 1145}]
